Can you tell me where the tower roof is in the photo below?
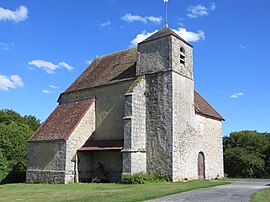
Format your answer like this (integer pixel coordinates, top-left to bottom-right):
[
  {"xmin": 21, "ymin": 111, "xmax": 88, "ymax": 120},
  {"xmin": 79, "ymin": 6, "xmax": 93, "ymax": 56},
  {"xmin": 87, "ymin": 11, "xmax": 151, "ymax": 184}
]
[{"xmin": 140, "ymin": 26, "xmax": 193, "ymax": 47}]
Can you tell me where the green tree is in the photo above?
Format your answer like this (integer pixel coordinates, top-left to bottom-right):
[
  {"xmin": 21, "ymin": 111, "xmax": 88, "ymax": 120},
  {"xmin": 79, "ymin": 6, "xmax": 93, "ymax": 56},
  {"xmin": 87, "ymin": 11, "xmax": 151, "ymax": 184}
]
[
  {"xmin": 223, "ymin": 130, "xmax": 270, "ymax": 178},
  {"xmin": 0, "ymin": 109, "xmax": 41, "ymax": 183}
]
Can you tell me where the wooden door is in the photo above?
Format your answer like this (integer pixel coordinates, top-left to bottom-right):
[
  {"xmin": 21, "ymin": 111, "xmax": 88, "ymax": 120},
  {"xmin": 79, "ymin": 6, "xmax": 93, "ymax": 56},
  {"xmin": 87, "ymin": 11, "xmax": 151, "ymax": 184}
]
[{"xmin": 198, "ymin": 152, "xmax": 205, "ymax": 180}]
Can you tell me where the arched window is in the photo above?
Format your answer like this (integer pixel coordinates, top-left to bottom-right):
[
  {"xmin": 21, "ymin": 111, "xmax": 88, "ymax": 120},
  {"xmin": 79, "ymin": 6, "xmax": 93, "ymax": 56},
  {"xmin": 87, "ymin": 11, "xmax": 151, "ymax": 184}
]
[{"xmin": 180, "ymin": 47, "xmax": 185, "ymax": 66}]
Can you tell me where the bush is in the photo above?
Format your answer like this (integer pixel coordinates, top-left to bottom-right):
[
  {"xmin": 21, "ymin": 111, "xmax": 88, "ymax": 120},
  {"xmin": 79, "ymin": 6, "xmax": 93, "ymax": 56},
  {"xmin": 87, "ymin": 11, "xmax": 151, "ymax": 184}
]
[{"xmin": 121, "ymin": 173, "xmax": 168, "ymax": 184}]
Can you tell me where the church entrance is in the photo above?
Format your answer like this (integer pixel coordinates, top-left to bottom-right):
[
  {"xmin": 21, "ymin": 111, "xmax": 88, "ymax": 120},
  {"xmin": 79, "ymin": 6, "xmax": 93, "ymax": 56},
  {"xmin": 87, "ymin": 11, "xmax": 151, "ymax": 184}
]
[{"xmin": 198, "ymin": 152, "xmax": 205, "ymax": 180}]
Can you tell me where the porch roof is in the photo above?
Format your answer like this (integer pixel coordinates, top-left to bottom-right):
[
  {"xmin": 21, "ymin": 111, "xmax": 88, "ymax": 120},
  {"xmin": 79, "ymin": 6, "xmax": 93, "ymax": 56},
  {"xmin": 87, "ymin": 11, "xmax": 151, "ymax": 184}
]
[{"xmin": 78, "ymin": 139, "xmax": 123, "ymax": 151}]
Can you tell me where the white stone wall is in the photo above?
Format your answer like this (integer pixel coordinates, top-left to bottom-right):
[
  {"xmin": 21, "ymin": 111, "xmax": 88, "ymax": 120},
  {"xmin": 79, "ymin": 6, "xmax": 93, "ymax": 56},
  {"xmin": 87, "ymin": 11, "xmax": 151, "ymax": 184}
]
[
  {"xmin": 172, "ymin": 71, "xmax": 196, "ymax": 181},
  {"xmin": 65, "ymin": 101, "xmax": 96, "ymax": 183},
  {"xmin": 195, "ymin": 114, "xmax": 224, "ymax": 179},
  {"xmin": 123, "ymin": 76, "xmax": 147, "ymax": 174},
  {"xmin": 171, "ymin": 36, "xmax": 193, "ymax": 79}
]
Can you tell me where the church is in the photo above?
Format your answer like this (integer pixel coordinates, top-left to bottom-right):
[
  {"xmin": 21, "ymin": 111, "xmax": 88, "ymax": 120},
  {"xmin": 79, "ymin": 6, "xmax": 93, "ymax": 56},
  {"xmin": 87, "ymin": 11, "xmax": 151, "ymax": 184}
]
[{"xmin": 26, "ymin": 25, "xmax": 224, "ymax": 183}]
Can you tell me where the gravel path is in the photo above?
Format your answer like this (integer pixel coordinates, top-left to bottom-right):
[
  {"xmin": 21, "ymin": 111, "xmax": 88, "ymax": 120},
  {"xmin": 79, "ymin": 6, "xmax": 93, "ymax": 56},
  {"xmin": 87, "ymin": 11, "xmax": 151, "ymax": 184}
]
[{"xmin": 148, "ymin": 179, "xmax": 270, "ymax": 202}]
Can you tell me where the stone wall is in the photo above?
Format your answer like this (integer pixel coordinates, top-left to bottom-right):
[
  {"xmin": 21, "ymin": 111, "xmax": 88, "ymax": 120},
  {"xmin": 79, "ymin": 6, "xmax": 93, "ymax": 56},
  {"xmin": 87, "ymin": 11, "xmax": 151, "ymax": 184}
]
[
  {"xmin": 26, "ymin": 100, "xmax": 95, "ymax": 184},
  {"xmin": 145, "ymin": 72, "xmax": 173, "ymax": 179},
  {"xmin": 137, "ymin": 37, "xmax": 170, "ymax": 75},
  {"xmin": 65, "ymin": 101, "xmax": 96, "ymax": 183},
  {"xmin": 26, "ymin": 140, "xmax": 66, "ymax": 183},
  {"xmin": 172, "ymin": 71, "xmax": 196, "ymax": 181},
  {"xmin": 122, "ymin": 76, "xmax": 147, "ymax": 174},
  {"xmin": 171, "ymin": 36, "xmax": 193, "ymax": 79},
  {"xmin": 59, "ymin": 81, "xmax": 133, "ymax": 140},
  {"xmin": 195, "ymin": 114, "xmax": 224, "ymax": 179}
]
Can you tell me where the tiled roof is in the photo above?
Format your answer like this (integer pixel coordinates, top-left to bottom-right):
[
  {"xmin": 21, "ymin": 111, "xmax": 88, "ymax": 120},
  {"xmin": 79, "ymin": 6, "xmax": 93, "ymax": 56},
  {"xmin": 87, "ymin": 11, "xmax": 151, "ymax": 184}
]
[
  {"xmin": 28, "ymin": 98, "xmax": 95, "ymax": 142},
  {"xmin": 78, "ymin": 139, "xmax": 123, "ymax": 151},
  {"xmin": 65, "ymin": 48, "xmax": 137, "ymax": 93},
  {"xmin": 194, "ymin": 91, "xmax": 224, "ymax": 121}
]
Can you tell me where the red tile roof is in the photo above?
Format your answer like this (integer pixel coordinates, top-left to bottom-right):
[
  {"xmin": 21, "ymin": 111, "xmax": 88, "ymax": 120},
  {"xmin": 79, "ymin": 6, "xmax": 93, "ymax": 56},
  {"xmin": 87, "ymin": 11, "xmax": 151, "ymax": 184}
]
[
  {"xmin": 194, "ymin": 91, "xmax": 224, "ymax": 121},
  {"xmin": 78, "ymin": 139, "xmax": 123, "ymax": 151},
  {"xmin": 28, "ymin": 98, "xmax": 95, "ymax": 142}
]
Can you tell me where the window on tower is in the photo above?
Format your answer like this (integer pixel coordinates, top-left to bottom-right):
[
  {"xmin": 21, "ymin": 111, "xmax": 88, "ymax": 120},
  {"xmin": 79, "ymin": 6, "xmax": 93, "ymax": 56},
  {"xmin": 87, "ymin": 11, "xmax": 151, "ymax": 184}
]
[{"xmin": 180, "ymin": 47, "xmax": 186, "ymax": 66}]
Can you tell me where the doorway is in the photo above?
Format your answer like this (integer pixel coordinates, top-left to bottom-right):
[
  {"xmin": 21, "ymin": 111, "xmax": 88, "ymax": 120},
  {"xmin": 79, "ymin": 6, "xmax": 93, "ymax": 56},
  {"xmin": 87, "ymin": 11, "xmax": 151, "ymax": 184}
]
[{"xmin": 198, "ymin": 152, "xmax": 205, "ymax": 180}]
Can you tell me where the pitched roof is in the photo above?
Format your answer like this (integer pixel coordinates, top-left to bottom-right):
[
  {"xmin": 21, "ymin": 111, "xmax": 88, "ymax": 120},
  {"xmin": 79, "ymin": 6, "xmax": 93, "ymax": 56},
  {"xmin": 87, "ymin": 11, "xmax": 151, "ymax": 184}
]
[
  {"xmin": 63, "ymin": 48, "xmax": 223, "ymax": 121},
  {"xmin": 194, "ymin": 91, "xmax": 224, "ymax": 121},
  {"xmin": 65, "ymin": 48, "xmax": 137, "ymax": 93},
  {"xmin": 28, "ymin": 98, "xmax": 95, "ymax": 142},
  {"xmin": 140, "ymin": 26, "xmax": 192, "ymax": 47}
]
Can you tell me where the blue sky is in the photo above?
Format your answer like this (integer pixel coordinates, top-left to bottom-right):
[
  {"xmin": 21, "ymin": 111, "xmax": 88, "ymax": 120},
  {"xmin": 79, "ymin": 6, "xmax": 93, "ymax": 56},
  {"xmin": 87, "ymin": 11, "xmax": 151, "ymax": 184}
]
[{"xmin": 0, "ymin": 0, "xmax": 269, "ymax": 136}]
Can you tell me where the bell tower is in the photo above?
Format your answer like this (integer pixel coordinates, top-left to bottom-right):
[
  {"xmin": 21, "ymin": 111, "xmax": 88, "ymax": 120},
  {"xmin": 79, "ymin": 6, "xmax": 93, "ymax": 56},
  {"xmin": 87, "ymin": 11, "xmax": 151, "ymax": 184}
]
[
  {"xmin": 137, "ymin": 25, "xmax": 195, "ymax": 180},
  {"xmin": 137, "ymin": 25, "xmax": 193, "ymax": 79}
]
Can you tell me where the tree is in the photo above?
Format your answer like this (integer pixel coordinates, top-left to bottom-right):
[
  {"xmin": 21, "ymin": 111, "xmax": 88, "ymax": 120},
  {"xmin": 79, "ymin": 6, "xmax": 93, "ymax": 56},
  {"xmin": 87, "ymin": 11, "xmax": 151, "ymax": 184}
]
[
  {"xmin": 223, "ymin": 130, "xmax": 270, "ymax": 178},
  {"xmin": 0, "ymin": 109, "xmax": 41, "ymax": 183}
]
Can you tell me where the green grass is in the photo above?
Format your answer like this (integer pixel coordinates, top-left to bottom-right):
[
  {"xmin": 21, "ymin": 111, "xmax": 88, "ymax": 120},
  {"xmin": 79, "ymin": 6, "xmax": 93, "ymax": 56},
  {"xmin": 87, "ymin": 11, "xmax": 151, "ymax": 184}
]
[
  {"xmin": 0, "ymin": 180, "xmax": 230, "ymax": 202},
  {"xmin": 251, "ymin": 188, "xmax": 270, "ymax": 202}
]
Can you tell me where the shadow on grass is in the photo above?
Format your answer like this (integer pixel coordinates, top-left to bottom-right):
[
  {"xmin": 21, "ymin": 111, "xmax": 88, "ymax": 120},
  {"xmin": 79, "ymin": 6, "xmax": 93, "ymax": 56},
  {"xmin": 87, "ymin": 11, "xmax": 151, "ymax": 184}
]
[{"xmin": 0, "ymin": 169, "xmax": 26, "ymax": 185}]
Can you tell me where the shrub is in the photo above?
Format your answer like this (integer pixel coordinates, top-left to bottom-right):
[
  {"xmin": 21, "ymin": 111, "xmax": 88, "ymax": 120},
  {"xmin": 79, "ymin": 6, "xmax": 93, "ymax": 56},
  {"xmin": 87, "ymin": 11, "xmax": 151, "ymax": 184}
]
[{"xmin": 121, "ymin": 173, "xmax": 168, "ymax": 184}]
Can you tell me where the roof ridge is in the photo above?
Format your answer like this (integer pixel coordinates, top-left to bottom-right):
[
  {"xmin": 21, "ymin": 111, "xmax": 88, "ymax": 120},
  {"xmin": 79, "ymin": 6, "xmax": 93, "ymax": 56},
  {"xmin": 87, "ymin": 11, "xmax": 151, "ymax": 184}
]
[{"xmin": 97, "ymin": 47, "xmax": 137, "ymax": 60}]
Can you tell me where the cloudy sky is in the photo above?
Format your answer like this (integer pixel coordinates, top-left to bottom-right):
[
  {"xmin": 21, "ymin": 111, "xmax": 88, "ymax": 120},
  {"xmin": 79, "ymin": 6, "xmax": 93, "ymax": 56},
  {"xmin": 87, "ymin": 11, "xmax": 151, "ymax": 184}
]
[{"xmin": 0, "ymin": 0, "xmax": 269, "ymax": 136}]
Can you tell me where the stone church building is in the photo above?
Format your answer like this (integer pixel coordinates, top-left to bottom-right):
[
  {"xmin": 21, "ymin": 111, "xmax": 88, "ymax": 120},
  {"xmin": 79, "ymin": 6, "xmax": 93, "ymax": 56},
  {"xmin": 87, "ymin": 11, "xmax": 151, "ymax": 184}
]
[{"xmin": 26, "ymin": 26, "xmax": 224, "ymax": 183}]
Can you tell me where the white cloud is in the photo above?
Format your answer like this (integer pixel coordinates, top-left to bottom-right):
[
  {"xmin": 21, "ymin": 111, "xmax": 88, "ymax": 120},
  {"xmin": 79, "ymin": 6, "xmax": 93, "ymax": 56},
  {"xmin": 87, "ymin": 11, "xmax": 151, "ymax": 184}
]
[
  {"xmin": 130, "ymin": 30, "xmax": 158, "ymax": 47},
  {"xmin": 58, "ymin": 62, "xmax": 73, "ymax": 71},
  {"xmin": 42, "ymin": 89, "xmax": 50, "ymax": 94},
  {"xmin": 28, "ymin": 60, "xmax": 59, "ymax": 74},
  {"xmin": 121, "ymin": 13, "xmax": 162, "ymax": 24},
  {"xmin": 209, "ymin": 2, "xmax": 216, "ymax": 10},
  {"xmin": 100, "ymin": 20, "xmax": 111, "ymax": 27},
  {"xmin": 28, "ymin": 60, "xmax": 73, "ymax": 74},
  {"xmin": 230, "ymin": 92, "xmax": 244, "ymax": 98},
  {"xmin": 129, "ymin": 27, "xmax": 205, "ymax": 47},
  {"xmin": 0, "ymin": 74, "xmax": 23, "ymax": 91},
  {"xmin": 42, "ymin": 85, "xmax": 58, "ymax": 94},
  {"xmin": 48, "ymin": 85, "xmax": 57, "ymax": 89},
  {"xmin": 0, "ymin": 42, "xmax": 11, "ymax": 51},
  {"xmin": 173, "ymin": 28, "xmax": 205, "ymax": 42},
  {"xmin": 0, "ymin": 5, "xmax": 28, "ymax": 23},
  {"xmin": 187, "ymin": 3, "xmax": 216, "ymax": 18},
  {"xmin": 146, "ymin": 16, "xmax": 162, "ymax": 24}
]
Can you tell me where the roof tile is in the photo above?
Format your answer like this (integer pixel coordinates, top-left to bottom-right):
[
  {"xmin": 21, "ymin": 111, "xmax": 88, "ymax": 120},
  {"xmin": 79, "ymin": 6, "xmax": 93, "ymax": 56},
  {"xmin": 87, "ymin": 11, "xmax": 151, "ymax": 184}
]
[{"xmin": 28, "ymin": 98, "xmax": 95, "ymax": 141}]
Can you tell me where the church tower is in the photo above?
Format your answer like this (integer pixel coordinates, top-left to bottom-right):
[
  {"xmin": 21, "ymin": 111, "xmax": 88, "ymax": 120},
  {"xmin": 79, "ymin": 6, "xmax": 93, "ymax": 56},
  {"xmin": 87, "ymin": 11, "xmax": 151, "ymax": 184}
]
[{"xmin": 137, "ymin": 25, "xmax": 195, "ymax": 180}]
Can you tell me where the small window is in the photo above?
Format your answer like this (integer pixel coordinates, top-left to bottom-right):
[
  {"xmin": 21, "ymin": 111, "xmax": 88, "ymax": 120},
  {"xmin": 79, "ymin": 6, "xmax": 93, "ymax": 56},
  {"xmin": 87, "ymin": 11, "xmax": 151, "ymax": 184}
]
[{"xmin": 180, "ymin": 47, "xmax": 185, "ymax": 66}]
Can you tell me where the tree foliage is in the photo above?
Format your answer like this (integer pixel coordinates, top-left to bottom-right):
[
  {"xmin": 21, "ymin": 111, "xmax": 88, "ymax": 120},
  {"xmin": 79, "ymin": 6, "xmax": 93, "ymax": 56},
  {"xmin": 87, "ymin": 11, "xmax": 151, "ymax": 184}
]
[
  {"xmin": 0, "ymin": 109, "xmax": 41, "ymax": 183},
  {"xmin": 223, "ymin": 130, "xmax": 270, "ymax": 178}
]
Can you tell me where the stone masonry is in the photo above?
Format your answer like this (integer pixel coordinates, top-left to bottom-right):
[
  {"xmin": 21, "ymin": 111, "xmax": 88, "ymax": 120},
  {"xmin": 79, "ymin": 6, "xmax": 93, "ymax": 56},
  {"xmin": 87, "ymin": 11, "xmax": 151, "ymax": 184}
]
[{"xmin": 122, "ymin": 75, "xmax": 147, "ymax": 174}]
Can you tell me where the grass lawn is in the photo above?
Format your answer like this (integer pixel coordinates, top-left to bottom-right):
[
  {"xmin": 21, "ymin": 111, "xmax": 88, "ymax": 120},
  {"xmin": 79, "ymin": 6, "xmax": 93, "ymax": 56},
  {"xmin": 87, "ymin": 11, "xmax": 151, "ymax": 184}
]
[
  {"xmin": 0, "ymin": 180, "xmax": 229, "ymax": 202},
  {"xmin": 251, "ymin": 188, "xmax": 270, "ymax": 202}
]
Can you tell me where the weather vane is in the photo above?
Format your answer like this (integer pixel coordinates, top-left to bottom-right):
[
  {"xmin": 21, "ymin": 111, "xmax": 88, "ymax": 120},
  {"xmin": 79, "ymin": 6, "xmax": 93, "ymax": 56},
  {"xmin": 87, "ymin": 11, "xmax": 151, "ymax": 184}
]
[{"xmin": 164, "ymin": 0, "xmax": 169, "ymax": 27}]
